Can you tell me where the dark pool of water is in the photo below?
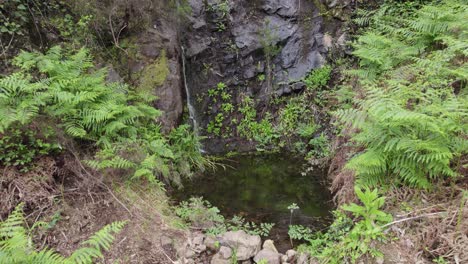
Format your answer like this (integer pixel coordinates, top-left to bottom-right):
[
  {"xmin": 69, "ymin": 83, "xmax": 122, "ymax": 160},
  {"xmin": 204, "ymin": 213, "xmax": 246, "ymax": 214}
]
[{"xmin": 174, "ymin": 154, "xmax": 333, "ymax": 251}]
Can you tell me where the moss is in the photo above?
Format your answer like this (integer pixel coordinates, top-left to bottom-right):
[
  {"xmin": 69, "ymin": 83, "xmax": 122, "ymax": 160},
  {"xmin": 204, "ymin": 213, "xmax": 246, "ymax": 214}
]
[{"xmin": 138, "ymin": 50, "xmax": 170, "ymax": 92}]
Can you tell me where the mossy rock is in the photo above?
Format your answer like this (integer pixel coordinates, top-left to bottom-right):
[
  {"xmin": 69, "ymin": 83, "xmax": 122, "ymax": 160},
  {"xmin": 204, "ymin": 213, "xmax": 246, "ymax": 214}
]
[{"xmin": 138, "ymin": 50, "xmax": 170, "ymax": 93}]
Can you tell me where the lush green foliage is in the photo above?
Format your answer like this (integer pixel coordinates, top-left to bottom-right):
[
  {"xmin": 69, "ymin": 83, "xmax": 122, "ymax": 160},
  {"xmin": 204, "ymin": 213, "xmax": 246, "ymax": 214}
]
[
  {"xmin": 0, "ymin": 0, "xmax": 29, "ymax": 36},
  {"xmin": 1, "ymin": 46, "xmax": 158, "ymax": 141},
  {"xmin": 207, "ymin": 82, "xmax": 233, "ymax": 136},
  {"xmin": 304, "ymin": 66, "xmax": 332, "ymax": 91},
  {"xmin": 0, "ymin": 127, "xmax": 59, "ymax": 171},
  {"xmin": 0, "ymin": 204, "xmax": 125, "ymax": 264},
  {"xmin": 0, "ymin": 47, "xmax": 209, "ymax": 186},
  {"xmin": 237, "ymin": 95, "xmax": 280, "ymax": 149},
  {"xmin": 288, "ymin": 224, "xmax": 312, "ymax": 241},
  {"xmin": 297, "ymin": 187, "xmax": 392, "ymax": 263},
  {"xmin": 175, "ymin": 197, "xmax": 274, "ymax": 237},
  {"xmin": 336, "ymin": 0, "xmax": 468, "ymax": 188}
]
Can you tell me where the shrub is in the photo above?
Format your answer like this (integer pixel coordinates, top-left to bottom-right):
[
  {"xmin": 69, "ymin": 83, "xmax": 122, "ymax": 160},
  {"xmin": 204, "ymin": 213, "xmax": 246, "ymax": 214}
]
[{"xmin": 299, "ymin": 187, "xmax": 392, "ymax": 263}]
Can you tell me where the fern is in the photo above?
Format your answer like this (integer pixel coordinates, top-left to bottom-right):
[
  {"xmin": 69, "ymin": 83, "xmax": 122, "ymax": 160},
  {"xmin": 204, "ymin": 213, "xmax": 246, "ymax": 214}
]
[
  {"xmin": 1, "ymin": 46, "xmax": 210, "ymax": 186},
  {"xmin": 337, "ymin": 0, "xmax": 468, "ymax": 188},
  {"xmin": 0, "ymin": 204, "xmax": 125, "ymax": 264}
]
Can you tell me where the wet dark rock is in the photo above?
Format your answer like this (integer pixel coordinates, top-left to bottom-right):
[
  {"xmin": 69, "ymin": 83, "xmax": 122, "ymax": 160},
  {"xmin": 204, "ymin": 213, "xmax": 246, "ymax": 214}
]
[
  {"xmin": 187, "ymin": 35, "xmax": 212, "ymax": 57},
  {"xmin": 262, "ymin": 0, "xmax": 299, "ymax": 17},
  {"xmin": 181, "ymin": 0, "xmax": 349, "ymax": 153}
]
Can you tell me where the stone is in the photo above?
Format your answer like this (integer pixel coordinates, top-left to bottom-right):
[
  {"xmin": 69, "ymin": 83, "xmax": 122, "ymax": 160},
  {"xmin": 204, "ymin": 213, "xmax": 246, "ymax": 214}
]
[
  {"xmin": 262, "ymin": 240, "xmax": 278, "ymax": 253},
  {"xmin": 253, "ymin": 249, "xmax": 281, "ymax": 264},
  {"xmin": 337, "ymin": 32, "xmax": 348, "ymax": 47},
  {"xmin": 192, "ymin": 234, "xmax": 205, "ymax": 247},
  {"xmin": 220, "ymin": 230, "xmax": 261, "ymax": 261},
  {"xmin": 186, "ymin": 36, "xmax": 212, "ymax": 57},
  {"xmin": 160, "ymin": 235, "xmax": 173, "ymax": 247},
  {"xmin": 106, "ymin": 65, "xmax": 123, "ymax": 83},
  {"xmin": 280, "ymin": 36, "xmax": 300, "ymax": 68},
  {"xmin": 219, "ymin": 246, "xmax": 232, "ymax": 259},
  {"xmin": 285, "ymin": 249, "xmax": 297, "ymax": 262},
  {"xmin": 210, "ymin": 253, "xmax": 231, "ymax": 264},
  {"xmin": 262, "ymin": 0, "xmax": 298, "ymax": 17},
  {"xmin": 296, "ymin": 253, "xmax": 309, "ymax": 264},
  {"xmin": 322, "ymin": 34, "xmax": 333, "ymax": 50},
  {"xmin": 281, "ymin": 254, "xmax": 288, "ymax": 263},
  {"xmin": 287, "ymin": 50, "xmax": 324, "ymax": 80},
  {"xmin": 291, "ymin": 82, "xmax": 306, "ymax": 91},
  {"xmin": 204, "ymin": 236, "xmax": 220, "ymax": 251},
  {"xmin": 243, "ymin": 64, "xmax": 257, "ymax": 79},
  {"xmin": 185, "ymin": 249, "xmax": 196, "ymax": 259},
  {"xmin": 232, "ymin": 15, "xmax": 296, "ymax": 53}
]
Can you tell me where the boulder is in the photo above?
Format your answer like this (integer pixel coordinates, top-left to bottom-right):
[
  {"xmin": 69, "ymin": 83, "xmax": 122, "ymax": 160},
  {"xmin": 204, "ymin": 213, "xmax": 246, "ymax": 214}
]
[
  {"xmin": 220, "ymin": 230, "xmax": 261, "ymax": 261},
  {"xmin": 296, "ymin": 253, "xmax": 309, "ymax": 264},
  {"xmin": 262, "ymin": 0, "xmax": 298, "ymax": 17},
  {"xmin": 285, "ymin": 249, "xmax": 297, "ymax": 262},
  {"xmin": 219, "ymin": 246, "xmax": 233, "ymax": 259},
  {"xmin": 210, "ymin": 254, "xmax": 231, "ymax": 264},
  {"xmin": 262, "ymin": 240, "xmax": 278, "ymax": 253},
  {"xmin": 204, "ymin": 236, "xmax": 220, "ymax": 251},
  {"xmin": 254, "ymin": 249, "xmax": 281, "ymax": 264}
]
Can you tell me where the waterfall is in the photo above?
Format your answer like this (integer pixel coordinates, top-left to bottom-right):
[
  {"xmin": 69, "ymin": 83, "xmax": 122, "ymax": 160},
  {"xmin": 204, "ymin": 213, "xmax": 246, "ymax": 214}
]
[{"xmin": 181, "ymin": 46, "xmax": 205, "ymax": 152}]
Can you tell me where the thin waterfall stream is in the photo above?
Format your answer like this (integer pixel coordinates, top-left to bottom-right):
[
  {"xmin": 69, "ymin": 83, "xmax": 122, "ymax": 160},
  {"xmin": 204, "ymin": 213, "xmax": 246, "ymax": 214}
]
[{"xmin": 181, "ymin": 46, "xmax": 205, "ymax": 152}]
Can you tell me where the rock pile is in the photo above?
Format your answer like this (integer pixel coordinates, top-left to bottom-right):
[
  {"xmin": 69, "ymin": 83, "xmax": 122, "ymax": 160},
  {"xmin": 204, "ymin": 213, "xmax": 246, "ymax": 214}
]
[{"xmin": 175, "ymin": 230, "xmax": 316, "ymax": 264}]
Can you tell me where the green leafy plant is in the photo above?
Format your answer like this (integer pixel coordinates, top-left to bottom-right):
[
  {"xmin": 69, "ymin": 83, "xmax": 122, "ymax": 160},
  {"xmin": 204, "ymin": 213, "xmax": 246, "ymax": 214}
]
[
  {"xmin": 257, "ymin": 74, "xmax": 266, "ymax": 82},
  {"xmin": 304, "ymin": 66, "xmax": 332, "ymax": 91},
  {"xmin": 206, "ymin": 0, "xmax": 230, "ymax": 31},
  {"xmin": 0, "ymin": 204, "xmax": 126, "ymax": 264},
  {"xmin": 279, "ymin": 98, "xmax": 309, "ymax": 135},
  {"xmin": 175, "ymin": 197, "xmax": 274, "ymax": 237},
  {"xmin": 237, "ymin": 96, "xmax": 280, "ymax": 149},
  {"xmin": 0, "ymin": 0, "xmax": 28, "ymax": 36},
  {"xmin": 288, "ymin": 225, "xmax": 312, "ymax": 241},
  {"xmin": 301, "ymin": 187, "xmax": 392, "ymax": 263},
  {"xmin": 306, "ymin": 133, "xmax": 330, "ymax": 159},
  {"xmin": 0, "ymin": 127, "xmax": 59, "ymax": 171}
]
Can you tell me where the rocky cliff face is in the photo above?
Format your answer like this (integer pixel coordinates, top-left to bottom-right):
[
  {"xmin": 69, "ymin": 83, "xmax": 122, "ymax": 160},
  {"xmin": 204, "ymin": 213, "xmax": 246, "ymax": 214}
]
[
  {"xmin": 113, "ymin": 2, "xmax": 184, "ymax": 131},
  {"xmin": 180, "ymin": 0, "xmax": 349, "ymax": 152},
  {"xmin": 108, "ymin": 0, "xmax": 350, "ymax": 151}
]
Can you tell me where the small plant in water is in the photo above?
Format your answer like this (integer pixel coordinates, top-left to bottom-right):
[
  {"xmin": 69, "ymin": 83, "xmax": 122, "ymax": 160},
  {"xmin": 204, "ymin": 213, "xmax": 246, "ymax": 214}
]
[{"xmin": 287, "ymin": 202, "xmax": 300, "ymax": 246}]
